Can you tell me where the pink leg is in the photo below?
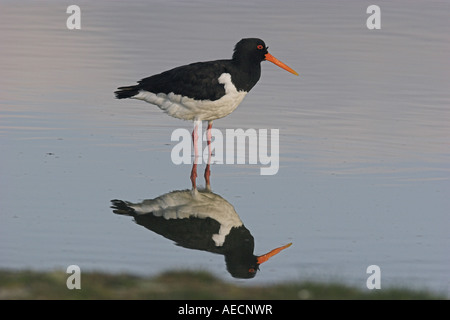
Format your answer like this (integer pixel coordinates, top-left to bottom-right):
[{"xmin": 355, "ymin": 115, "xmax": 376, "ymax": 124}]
[
  {"xmin": 204, "ymin": 121, "xmax": 212, "ymax": 188},
  {"xmin": 190, "ymin": 163, "xmax": 198, "ymax": 189},
  {"xmin": 206, "ymin": 121, "xmax": 213, "ymax": 154},
  {"xmin": 192, "ymin": 123, "xmax": 199, "ymax": 163},
  {"xmin": 190, "ymin": 123, "xmax": 199, "ymax": 189},
  {"xmin": 204, "ymin": 164, "xmax": 211, "ymax": 189}
]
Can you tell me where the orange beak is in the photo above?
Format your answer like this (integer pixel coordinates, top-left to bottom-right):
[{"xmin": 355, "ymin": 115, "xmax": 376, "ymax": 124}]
[
  {"xmin": 265, "ymin": 53, "xmax": 299, "ymax": 76},
  {"xmin": 256, "ymin": 242, "xmax": 292, "ymax": 265}
]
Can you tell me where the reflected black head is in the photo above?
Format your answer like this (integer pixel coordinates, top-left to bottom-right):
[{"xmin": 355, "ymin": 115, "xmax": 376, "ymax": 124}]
[
  {"xmin": 222, "ymin": 226, "xmax": 259, "ymax": 279},
  {"xmin": 225, "ymin": 256, "xmax": 260, "ymax": 279}
]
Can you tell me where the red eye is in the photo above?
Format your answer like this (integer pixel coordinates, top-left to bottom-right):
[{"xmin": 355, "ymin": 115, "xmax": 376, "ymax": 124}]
[{"xmin": 257, "ymin": 45, "xmax": 264, "ymax": 50}]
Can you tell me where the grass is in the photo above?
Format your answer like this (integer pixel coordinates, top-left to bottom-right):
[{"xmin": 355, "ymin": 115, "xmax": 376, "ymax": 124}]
[{"xmin": 0, "ymin": 269, "xmax": 445, "ymax": 300}]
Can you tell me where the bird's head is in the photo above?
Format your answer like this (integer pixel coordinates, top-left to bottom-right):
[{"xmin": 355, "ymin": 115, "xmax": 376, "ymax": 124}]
[{"xmin": 233, "ymin": 38, "xmax": 299, "ymax": 76}]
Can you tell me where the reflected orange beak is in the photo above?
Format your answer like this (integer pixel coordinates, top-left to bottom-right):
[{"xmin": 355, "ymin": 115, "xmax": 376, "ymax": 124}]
[
  {"xmin": 257, "ymin": 242, "xmax": 292, "ymax": 265},
  {"xmin": 265, "ymin": 53, "xmax": 299, "ymax": 76}
]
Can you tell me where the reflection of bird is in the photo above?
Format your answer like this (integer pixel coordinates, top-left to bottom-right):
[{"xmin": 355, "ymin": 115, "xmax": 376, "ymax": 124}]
[
  {"xmin": 115, "ymin": 38, "xmax": 298, "ymax": 140},
  {"xmin": 111, "ymin": 188, "xmax": 291, "ymax": 279}
]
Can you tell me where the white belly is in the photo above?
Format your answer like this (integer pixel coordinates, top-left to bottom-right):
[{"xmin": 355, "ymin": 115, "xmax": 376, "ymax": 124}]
[
  {"xmin": 132, "ymin": 73, "xmax": 247, "ymax": 121},
  {"xmin": 128, "ymin": 189, "xmax": 243, "ymax": 247}
]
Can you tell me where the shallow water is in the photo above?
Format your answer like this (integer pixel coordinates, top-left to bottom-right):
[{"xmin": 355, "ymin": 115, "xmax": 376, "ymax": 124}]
[{"xmin": 1, "ymin": 0, "xmax": 449, "ymax": 296}]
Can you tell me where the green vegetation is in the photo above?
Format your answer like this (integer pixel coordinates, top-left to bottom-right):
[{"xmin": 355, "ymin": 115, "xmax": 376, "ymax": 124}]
[{"xmin": 0, "ymin": 269, "xmax": 445, "ymax": 300}]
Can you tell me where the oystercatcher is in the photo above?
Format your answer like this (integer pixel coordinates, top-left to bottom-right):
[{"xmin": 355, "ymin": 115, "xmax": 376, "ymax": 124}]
[
  {"xmin": 111, "ymin": 187, "xmax": 292, "ymax": 279},
  {"xmin": 114, "ymin": 38, "xmax": 298, "ymax": 135}
]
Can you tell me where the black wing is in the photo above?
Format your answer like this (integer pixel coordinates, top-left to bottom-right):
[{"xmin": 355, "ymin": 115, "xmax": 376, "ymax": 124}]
[{"xmin": 116, "ymin": 60, "xmax": 231, "ymax": 101}]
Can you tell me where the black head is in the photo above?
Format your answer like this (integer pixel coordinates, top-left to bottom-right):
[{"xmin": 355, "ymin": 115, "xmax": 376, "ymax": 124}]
[
  {"xmin": 225, "ymin": 255, "xmax": 260, "ymax": 279},
  {"xmin": 232, "ymin": 38, "xmax": 299, "ymax": 76},
  {"xmin": 232, "ymin": 38, "xmax": 268, "ymax": 65}
]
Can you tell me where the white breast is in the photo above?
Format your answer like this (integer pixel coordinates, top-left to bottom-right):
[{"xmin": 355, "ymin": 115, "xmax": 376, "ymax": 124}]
[{"xmin": 132, "ymin": 73, "xmax": 247, "ymax": 121}]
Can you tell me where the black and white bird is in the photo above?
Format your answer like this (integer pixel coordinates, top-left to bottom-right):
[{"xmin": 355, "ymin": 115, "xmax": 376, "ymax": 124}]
[
  {"xmin": 111, "ymin": 188, "xmax": 292, "ymax": 279},
  {"xmin": 114, "ymin": 38, "xmax": 298, "ymax": 136}
]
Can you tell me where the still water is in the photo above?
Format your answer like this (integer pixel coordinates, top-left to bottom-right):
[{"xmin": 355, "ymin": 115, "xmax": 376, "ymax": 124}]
[{"xmin": 1, "ymin": 0, "xmax": 449, "ymax": 296}]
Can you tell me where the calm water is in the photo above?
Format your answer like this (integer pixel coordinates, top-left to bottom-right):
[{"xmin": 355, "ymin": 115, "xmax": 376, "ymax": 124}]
[{"xmin": 1, "ymin": 0, "xmax": 449, "ymax": 296}]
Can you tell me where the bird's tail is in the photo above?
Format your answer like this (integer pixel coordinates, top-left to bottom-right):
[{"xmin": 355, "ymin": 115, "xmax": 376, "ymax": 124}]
[
  {"xmin": 114, "ymin": 85, "xmax": 140, "ymax": 99},
  {"xmin": 111, "ymin": 199, "xmax": 137, "ymax": 216}
]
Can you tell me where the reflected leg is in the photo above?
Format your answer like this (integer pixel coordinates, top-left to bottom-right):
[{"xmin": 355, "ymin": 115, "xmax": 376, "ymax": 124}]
[{"xmin": 190, "ymin": 162, "xmax": 197, "ymax": 189}]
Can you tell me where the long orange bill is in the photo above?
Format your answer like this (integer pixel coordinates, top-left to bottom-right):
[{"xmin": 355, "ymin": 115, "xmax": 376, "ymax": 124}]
[
  {"xmin": 265, "ymin": 53, "xmax": 299, "ymax": 76},
  {"xmin": 257, "ymin": 242, "xmax": 292, "ymax": 265}
]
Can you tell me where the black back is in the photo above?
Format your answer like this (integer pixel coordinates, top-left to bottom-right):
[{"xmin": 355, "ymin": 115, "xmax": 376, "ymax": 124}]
[{"xmin": 137, "ymin": 60, "xmax": 230, "ymax": 101}]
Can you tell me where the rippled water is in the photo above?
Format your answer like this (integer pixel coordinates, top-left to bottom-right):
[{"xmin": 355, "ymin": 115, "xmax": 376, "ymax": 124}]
[{"xmin": 1, "ymin": 0, "xmax": 449, "ymax": 296}]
